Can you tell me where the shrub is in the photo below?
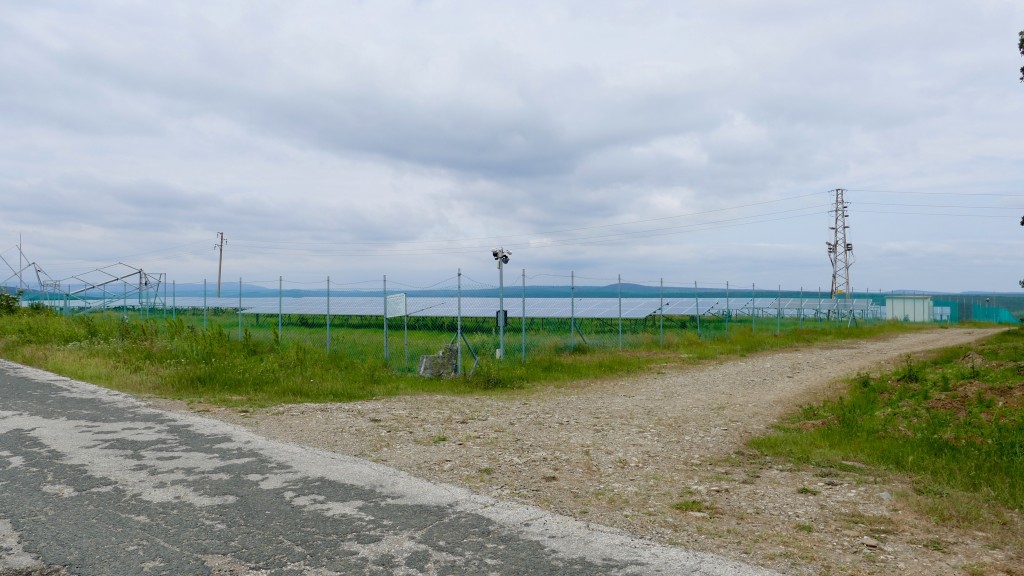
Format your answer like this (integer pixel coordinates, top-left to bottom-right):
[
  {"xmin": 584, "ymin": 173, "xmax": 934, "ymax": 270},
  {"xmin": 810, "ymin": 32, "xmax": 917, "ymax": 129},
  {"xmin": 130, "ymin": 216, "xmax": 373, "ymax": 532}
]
[{"xmin": 0, "ymin": 292, "xmax": 19, "ymax": 315}]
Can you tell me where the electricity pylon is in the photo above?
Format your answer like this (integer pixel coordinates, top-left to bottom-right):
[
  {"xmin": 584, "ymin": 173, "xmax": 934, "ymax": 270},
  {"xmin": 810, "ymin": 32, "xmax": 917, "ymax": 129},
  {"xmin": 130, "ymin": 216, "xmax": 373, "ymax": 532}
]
[{"xmin": 826, "ymin": 188, "xmax": 854, "ymax": 322}]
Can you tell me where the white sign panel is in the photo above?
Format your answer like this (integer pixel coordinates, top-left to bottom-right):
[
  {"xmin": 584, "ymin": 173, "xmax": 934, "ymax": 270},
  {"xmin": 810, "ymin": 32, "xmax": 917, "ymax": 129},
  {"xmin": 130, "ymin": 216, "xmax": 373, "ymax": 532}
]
[{"xmin": 386, "ymin": 293, "xmax": 407, "ymax": 318}]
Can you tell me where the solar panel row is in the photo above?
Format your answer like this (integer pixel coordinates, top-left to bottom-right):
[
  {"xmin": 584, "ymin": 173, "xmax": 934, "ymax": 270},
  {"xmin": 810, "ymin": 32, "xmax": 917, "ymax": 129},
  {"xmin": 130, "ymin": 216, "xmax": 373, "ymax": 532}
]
[{"xmin": 76, "ymin": 295, "xmax": 875, "ymax": 320}]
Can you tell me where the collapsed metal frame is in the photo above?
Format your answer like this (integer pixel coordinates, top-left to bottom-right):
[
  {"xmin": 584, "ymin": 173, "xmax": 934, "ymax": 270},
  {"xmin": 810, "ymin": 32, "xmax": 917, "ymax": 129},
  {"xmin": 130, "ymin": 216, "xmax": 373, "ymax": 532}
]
[
  {"xmin": 1, "ymin": 245, "xmax": 164, "ymax": 314},
  {"xmin": 62, "ymin": 263, "xmax": 166, "ymax": 314},
  {"xmin": 0, "ymin": 244, "xmax": 54, "ymax": 295}
]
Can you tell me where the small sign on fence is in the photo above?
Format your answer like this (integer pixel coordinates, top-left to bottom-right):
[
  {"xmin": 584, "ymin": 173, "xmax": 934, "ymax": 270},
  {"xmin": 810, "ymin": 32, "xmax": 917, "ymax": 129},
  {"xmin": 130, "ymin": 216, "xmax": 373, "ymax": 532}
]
[{"xmin": 386, "ymin": 293, "xmax": 407, "ymax": 318}]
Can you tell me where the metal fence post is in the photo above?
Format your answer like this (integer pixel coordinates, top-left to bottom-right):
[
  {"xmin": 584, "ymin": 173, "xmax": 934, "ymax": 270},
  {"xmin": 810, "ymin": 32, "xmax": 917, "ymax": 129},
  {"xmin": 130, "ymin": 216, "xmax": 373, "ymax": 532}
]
[
  {"xmin": 799, "ymin": 286, "xmax": 804, "ymax": 327},
  {"xmin": 725, "ymin": 280, "xmax": 730, "ymax": 335},
  {"xmin": 203, "ymin": 279, "xmax": 207, "ymax": 330},
  {"xmin": 326, "ymin": 276, "xmax": 331, "ymax": 353},
  {"xmin": 278, "ymin": 276, "xmax": 283, "ymax": 345},
  {"xmin": 776, "ymin": 284, "xmax": 782, "ymax": 335},
  {"xmin": 570, "ymin": 271, "xmax": 576, "ymax": 350},
  {"xmin": 521, "ymin": 268, "xmax": 526, "ymax": 365},
  {"xmin": 172, "ymin": 280, "xmax": 176, "ymax": 320},
  {"xmin": 457, "ymin": 269, "xmax": 463, "ymax": 374},
  {"xmin": 238, "ymin": 277, "xmax": 243, "ymax": 341},
  {"xmin": 818, "ymin": 286, "xmax": 822, "ymax": 326},
  {"xmin": 618, "ymin": 274, "xmax": 622, "ymax": 350},
  {"xmin": 751, "ymin": 283, "xmax": 756, "ymax": 332},
  {"xmin": 695, "ymin": 281, "xmax": 701, "ymax": 339},
  {"xmin": 659, "ymin": 278, "xmax": 664, "ymax": 347},
  {"xmin": 383, "ymin": 275, "xmax": 389, "ymax": 363},
  {"xmin": 498, "ymin": 259, "xmax": 505, "ymax": 361}
]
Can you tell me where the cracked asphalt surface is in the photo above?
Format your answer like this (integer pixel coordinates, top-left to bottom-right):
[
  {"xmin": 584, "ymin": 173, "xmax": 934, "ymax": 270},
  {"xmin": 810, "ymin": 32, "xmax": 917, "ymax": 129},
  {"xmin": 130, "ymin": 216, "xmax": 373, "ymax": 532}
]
[{"xmin": 0, "ymin": 360, "xmax": 779, "ymax": 575}]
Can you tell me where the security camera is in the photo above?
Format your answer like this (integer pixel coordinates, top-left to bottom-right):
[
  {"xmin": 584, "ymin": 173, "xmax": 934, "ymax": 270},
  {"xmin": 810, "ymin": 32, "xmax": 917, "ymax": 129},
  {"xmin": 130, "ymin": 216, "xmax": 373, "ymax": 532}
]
[{"xmin": 492, "ymin": 249, "xmax": 500, "ymax": 259}]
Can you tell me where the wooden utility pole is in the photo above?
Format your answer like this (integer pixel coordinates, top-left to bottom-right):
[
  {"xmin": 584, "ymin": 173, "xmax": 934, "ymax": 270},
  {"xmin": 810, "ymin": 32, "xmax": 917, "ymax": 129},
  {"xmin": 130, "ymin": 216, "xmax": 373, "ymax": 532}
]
[{"xmin": 216, "ymin": 232, "xmax": 226, "ymax": 297}]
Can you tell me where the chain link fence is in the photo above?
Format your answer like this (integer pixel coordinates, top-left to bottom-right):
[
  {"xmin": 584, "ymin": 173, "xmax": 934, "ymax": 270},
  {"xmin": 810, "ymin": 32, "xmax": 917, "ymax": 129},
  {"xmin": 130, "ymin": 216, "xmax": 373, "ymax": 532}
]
[{"xmin": 17, "ymin": 269, "xmax": 1023, "ymax": 375}]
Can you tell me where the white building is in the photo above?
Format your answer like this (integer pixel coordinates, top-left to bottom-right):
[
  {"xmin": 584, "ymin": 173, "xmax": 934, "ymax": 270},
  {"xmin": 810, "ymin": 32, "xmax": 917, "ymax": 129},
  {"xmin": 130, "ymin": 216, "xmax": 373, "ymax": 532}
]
[{"xmin": 885, "ymin": 295, "xmax": 934, "ymax": 322}]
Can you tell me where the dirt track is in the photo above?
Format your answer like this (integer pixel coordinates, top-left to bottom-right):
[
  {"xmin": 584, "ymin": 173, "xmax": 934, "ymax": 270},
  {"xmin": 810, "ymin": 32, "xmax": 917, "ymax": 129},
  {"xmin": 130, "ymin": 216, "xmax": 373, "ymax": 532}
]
[{"xmin": 153, "ymin": 327, "xmax": 1021, "ymax": 575}]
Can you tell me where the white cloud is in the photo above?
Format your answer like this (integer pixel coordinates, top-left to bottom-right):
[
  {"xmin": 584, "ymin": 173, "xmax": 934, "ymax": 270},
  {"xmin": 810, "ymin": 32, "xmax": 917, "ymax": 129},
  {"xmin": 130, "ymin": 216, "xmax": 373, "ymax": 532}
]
[{"xmin": 1, "ymin": 1, "xmax": 1022, "ymax": 292}]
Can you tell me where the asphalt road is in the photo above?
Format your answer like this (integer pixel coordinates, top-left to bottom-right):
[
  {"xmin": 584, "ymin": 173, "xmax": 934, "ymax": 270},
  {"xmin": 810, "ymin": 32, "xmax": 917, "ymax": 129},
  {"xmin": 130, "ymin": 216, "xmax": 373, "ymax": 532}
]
[{"xmin": 0, "ymin": 360, "xmax": 780, "ymax": 576}]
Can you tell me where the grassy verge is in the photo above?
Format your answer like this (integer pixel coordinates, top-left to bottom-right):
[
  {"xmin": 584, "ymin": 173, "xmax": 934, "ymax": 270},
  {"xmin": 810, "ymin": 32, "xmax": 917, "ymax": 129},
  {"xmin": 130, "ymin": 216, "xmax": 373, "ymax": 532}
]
[
  {"xmin": 750, "ymin": 326, "xmax": 1023, "ymax": 533},
  {"xmin": 2, "ymin": 305, "xmax": 929, "ymax": 406}
]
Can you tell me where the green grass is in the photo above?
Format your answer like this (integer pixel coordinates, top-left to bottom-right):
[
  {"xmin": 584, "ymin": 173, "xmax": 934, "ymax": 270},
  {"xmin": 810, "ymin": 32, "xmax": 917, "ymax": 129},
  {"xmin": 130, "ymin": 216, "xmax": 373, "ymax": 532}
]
[
  {"xmin": 750, "ymin": 327, "xmax": 1024, "ymax": 516},
  {"xmin": 1, "ymin": 304, "xmax": 931, "ymax": 407},
  {"xmin": 669, "ymin": 499, "xmax": 709, "ymax": 513}
]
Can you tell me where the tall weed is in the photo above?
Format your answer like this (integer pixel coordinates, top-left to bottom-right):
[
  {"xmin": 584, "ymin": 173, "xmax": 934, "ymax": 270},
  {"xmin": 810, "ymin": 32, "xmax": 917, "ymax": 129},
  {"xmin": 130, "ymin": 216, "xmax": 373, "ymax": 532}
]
[{"xmin": 751, "ymin": 327, "xmax": 1024, "ymax": 512}]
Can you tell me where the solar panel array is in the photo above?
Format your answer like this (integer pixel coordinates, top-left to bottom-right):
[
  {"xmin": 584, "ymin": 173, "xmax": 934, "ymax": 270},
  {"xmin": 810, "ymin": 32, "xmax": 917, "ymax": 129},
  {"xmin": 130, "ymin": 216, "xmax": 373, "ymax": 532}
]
[{"xmin": 122, "ymin": 295, "xmax": 878, "ymax": 320}]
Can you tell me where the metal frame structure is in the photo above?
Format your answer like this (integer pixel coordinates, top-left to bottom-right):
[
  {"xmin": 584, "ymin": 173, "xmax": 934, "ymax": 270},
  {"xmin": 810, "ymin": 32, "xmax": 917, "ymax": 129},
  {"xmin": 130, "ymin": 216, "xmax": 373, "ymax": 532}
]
[
  {"xmin": 63, "ymin": 263, "xmax": 165, "ymax": 312},
  {"xmin": 1, "ymin": 243, "xmax": 54, "ymax": 294},
  {"xmin": 1, "ymin": 244, "xmax": 164, "ymax": 314}
]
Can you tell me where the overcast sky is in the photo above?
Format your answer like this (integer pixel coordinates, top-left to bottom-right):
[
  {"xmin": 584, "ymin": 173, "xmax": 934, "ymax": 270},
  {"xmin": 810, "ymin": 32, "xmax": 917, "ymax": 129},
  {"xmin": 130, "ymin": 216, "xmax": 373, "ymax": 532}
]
[{"xmin": 2, "ymin": 1, "xmax": 1023, "ymax": 294}]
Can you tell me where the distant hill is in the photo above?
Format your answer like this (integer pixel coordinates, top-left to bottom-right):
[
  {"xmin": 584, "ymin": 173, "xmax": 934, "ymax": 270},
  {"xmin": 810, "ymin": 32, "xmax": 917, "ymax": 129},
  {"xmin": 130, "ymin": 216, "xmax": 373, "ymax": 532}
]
[{"xmin": 4, "ymin": 282, "xmax": 1022, "ymax": 316}]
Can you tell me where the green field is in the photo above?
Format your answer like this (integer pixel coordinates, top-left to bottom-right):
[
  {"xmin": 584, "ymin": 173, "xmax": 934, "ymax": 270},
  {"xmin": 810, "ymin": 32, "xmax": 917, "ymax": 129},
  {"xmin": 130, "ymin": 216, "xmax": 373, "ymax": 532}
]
[{"xmin": 1, "ymin": 297, "xmax": 922, "ymax": 405}]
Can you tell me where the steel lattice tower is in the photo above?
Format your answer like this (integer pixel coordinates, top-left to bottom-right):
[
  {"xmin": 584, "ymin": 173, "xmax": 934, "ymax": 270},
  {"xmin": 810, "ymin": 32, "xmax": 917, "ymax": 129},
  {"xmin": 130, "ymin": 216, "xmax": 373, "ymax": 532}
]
[{"xmin": 826, "ymin": 188, "xmax": 852, "ymax": 299}]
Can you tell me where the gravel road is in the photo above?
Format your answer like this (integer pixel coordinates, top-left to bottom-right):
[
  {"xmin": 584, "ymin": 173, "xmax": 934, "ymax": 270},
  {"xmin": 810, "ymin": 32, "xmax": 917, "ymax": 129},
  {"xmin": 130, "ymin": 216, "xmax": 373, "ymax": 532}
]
[{"xmin": 160, "ymin": 327, "xmax": 1022, "ymax": 575}]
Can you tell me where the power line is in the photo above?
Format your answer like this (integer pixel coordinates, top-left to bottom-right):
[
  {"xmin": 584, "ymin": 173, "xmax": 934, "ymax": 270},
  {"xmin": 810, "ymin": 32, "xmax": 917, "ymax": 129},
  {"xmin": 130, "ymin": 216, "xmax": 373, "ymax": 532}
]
[
  {"xmin": 226, "ymin": 205, "xmax": 829, "ymax": 257},
  {"xmin": 857, "ymin": 201, "xmax": 1020, "ymax": 210},
  {"xmin": 24, "ymin": 187, "xmax": 1018, "ymax": 272},
  {"xmin": 858, "ymin": 210, "xmax": 1014, "ymax": 218},
  {"xmin": 846, "ymin": 189, "xmax": 1024, "ymax": 198},
  {"xmin": 233, "ymin": 191, "xmax": 826, "ymax": 249},
  {"xmin": 221, "ymin": 190, "xmax": 1016, "ymax": 259},
  {"xmin": 100, "ymin": 240, "xmax": 212, "ymax": 261}
]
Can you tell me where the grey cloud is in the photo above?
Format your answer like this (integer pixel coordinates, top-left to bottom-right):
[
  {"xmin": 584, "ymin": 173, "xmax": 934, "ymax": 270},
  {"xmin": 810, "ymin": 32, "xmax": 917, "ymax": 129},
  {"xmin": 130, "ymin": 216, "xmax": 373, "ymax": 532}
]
[
  {"xmin": 2, "ymin": 1, "xmax": 1022, "ymax": 291},
  {"xmin": 2, "ymin": 3, "xmax": 729, "ymax": 182}
]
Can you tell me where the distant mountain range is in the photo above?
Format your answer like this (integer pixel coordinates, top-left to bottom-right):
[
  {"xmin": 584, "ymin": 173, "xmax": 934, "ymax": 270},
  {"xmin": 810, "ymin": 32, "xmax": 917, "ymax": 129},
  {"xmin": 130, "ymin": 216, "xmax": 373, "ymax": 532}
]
[{"xmin": 6, "ymin": 282, "xmax": 1023, "ymax": 301}]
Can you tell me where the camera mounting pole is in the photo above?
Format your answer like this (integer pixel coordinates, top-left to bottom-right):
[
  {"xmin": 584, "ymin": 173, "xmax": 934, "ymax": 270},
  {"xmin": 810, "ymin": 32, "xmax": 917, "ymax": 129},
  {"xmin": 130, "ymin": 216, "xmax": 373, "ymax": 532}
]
[{"xmin": 492, "ymin": 247, "xmax": 511, "ymax": 360}]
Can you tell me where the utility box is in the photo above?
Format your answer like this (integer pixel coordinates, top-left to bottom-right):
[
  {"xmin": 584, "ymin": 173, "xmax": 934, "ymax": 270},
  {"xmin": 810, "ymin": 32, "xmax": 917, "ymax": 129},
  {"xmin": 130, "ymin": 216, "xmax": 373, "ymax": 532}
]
[{"xmin": 885, "ymin": 295, "xmax": 934, "ymax": 322}]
